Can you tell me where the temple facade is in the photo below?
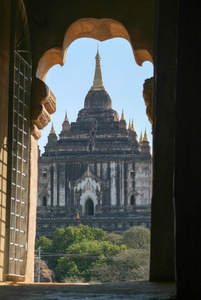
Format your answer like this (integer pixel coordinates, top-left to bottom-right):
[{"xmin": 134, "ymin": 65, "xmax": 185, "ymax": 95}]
[{"xmin": 36, "ymin": 49, "xmax": 152, "ymax": 238}]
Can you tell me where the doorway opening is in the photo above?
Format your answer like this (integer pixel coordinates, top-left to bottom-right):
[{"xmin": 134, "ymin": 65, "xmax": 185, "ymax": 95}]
[
  {"xmin": 130, "ymin": 195, "xmax": 135, "ymax": 206},
  {"xmin": 42, "ymin": 196, "xmax": 47, "ymax": 206},
  {"xmin": 85, "ymin": 198, "xmax": 94, "ymax": 215}
]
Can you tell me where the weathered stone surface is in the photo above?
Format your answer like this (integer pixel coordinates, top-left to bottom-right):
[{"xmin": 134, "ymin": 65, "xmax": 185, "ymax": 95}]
[
  {"xmin": 31, "ymin": 78, "xmax": 56, "ymax": 139},
  {"xmin": 0, "ymin": 281, "xmax": 176, "ymax": 299},
  {"xmin": 143, "ymin": 77, "xmax": 153, "ymax": 125}
]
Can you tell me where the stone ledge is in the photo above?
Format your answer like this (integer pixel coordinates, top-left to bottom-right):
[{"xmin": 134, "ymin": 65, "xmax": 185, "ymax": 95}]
[{"xmin": 0, "ymin": 281, "xmax": 176, "ymax": 299}]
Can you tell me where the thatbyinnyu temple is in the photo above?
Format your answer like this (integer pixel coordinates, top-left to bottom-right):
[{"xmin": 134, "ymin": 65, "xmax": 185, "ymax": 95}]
[{"xmin": 36, "ymin": 49, "xmax": 152, "ymax": 238}]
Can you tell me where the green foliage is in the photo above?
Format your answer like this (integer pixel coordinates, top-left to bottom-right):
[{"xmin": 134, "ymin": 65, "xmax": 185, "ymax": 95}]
[
  {"xmin": 104, "ymin": 232, "xmax": 123, "ymax": 245},
  {"xmin": 52, "ymin": 225, "xmax": 107, "ymax": 253},
  {"xmin": 35, "ymin": 236, "xmax": 52, "ymax": 253},
  {"xmin": 35, "ymin": 225, "xmax": 150, "ymax": 283},
  {"xmin": 55, "ymin": 239, "xmax": 126, "ymax": 282},
  {"xmin": 122, "ymin": 226, "xmax": 150, "ymax": 249},
  {"xmin": 91, "ymin": 248, "xmax": 150, "ymax": 283}
]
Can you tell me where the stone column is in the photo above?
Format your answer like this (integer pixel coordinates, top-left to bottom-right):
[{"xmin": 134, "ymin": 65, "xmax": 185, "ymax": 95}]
[
  {"xmin": 150, "ymin": 1, "xmax": 177, "ymax": 282},
  {"xmin": 25, "ymin": 136, "xmax": 38, "ymax": 282},
  {"xmin": 27, "ymin": 77, "xmax": 56, "ymax": 282}
]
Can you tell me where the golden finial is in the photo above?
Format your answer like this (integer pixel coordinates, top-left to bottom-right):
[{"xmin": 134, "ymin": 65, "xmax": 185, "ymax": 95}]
[
  {"xmin": 131, "ymin": 119, "xmax": 135, "ymax": 131},
  {"xmin": 76, "ymin": 212, "xmax": 80, "ymax": 221},
  {"xmin": 64, "ymin": 111, "xmax": 68, "ymax": 122},
  {"xmin": 128, "ymin": 119, "xmax": 131, "ymax": 130},
  {"xmin": 121, "ymin": 109, "xmax": 125, "ymax": 121},
  {"xmin": 50, "ymin": 122, "xmax": 55, "ymax": 134},
  {"xmin": 91, "ymin": 45, "xmax": 104, "ymax": 91},
  {"xmin": 143, "ymin": 129, "xmax": 148, "ymax": 141},
  {"xmin": 139, "ymin": 131, "xmax": 143, "ymax": 142}
]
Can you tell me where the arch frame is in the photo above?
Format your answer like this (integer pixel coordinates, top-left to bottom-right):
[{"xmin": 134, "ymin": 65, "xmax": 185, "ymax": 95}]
[
  {"xmin": 80, "ymin": 190, "xmax": 98, "ymax": 215},
  {"xmin": 36, "ymin": 18, "xmax": 153, "ymax": 82}
]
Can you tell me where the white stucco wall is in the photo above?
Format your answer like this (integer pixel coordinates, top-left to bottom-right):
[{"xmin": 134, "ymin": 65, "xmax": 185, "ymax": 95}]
[{"xmin": 135, "ymin": 161, "xmax": 152, "ymax": 205}]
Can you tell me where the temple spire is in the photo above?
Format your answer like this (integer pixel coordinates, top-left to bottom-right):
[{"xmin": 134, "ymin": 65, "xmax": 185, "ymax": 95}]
[
  {"xmin": 128, "ymin": 119, "xmax": 131, "ymax": 130},
  {"xmin": 121, "ymin": 109, "xmax": 125, "ymax": 120},
  {"xmin": 64, "ymin": 111, "xmax": 68, "ymax": 122},
  {"xmin": 50, "ymin": 122, "xmax": 55, "ymax": 134},
  {"xmin": 91, "ymin": 45, "xmax": 105, "ymax": 91},
  {"xmin": 131, "ymin": 119, "xmax": 135, "ymax": 131},
  {"xmin": 62, "ymin": 111, "xmax": 70, "ymax": 132},
  {"xmin": 139, "ymin": 131, "xmax": 143, "ymax": 142},
  {"xmin": 143, "ymin": 129, "xmax": 148, "ymax": 141}
]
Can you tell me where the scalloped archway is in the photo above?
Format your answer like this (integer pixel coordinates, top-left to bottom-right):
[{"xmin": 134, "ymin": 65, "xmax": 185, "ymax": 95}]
[{"xmin": 36, "ymin": 18, "xmax": 153, "ymax": 82}]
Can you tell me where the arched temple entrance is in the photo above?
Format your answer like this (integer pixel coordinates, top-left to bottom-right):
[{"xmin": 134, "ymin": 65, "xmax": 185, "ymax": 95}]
[{"xmin": 85, "ymin": 198, "xmax": 94, "ymax": 216}]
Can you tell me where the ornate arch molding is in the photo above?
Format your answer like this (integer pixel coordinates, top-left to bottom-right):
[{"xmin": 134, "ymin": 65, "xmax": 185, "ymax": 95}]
[
  {"xmin": 80, "ymin": 190, "xmax": 98, "ymax": 215},
  {"xmin": 36, "ymin": 18, "xmax": 153, "ymax": 81},
  {"xmin": 32, "ymin": 18, "xmax": 153, "ymax": 138}
]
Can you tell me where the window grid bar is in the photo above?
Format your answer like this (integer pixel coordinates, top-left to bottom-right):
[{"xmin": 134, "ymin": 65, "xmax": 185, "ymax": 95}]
[{"xmin": 9, "ymin": 50, "xmax": 31, "ymax": 276}]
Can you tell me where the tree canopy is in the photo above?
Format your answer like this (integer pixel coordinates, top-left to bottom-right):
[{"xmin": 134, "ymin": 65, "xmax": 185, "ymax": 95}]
[
  {"xmin": 122, "ymin": 226, "xmax": 150, "ymax": 249},
  {"xmin": 35, "ymin": 225, "xmax": 150, "ymax": 283}
]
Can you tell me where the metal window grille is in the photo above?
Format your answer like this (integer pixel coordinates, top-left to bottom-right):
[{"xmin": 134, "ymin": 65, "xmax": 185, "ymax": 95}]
[
  {"xmin": 9, "ymin": 51, "xmax": 31, "ymax": 276},
  {"xmin": 7, "ymin": 0, "xmax": 32, "ymax": 277}
]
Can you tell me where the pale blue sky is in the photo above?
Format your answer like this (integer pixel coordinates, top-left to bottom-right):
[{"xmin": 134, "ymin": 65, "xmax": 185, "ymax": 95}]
[{"xmin": 39, "ymin": 38, "xmax": 153, "ymax": 153}]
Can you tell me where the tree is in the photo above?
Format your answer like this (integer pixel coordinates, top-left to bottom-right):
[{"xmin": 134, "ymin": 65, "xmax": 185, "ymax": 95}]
[
  {"xmin": 35, "ymin": 236, "xmax": 52, "ymax": 253},
  {"xmin": 122, "ymin": 226, "xmax": 150, "ymax": 249},
  {"xmin": 104, "ymin": 232, "xmax": 123, "ymax": 245},
  {"xmin": 91, "ymin": 248, "xmax": 150, "ymax": 283},
  {"xmin": 51, "ymin": 225, "xmax": 107, "ymax": 254},
  {"xmin": 55, "ymin": 239, "xmax": 126, "ymax": 282},
  {"xmin": 35, "ymin": 225, "xmax": 150, "ymax": 283}
]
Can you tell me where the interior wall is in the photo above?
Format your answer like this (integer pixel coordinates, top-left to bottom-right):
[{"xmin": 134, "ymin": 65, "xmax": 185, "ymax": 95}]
[
  {"xmin": 0, "ymin": 1, "xmax": 11, "ymax": 282},
  {"xmin": 150, "ymin": 1, "xmax": 177, "ymax": 282}
]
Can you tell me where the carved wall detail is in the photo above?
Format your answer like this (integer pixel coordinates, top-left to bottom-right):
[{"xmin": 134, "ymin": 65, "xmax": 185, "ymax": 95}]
[
  {"xmin": 143, "ymin": 77, "xmax": 153, "ymax": 125},
  {"xmin": 31, "ymin": 78, "xmax": 56, "ymax": 140}
]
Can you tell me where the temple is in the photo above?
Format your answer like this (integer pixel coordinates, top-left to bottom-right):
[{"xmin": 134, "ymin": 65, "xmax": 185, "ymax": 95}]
[{"xmin": 36, "ymin": 49, "xmax": 152, "ymax": 237}]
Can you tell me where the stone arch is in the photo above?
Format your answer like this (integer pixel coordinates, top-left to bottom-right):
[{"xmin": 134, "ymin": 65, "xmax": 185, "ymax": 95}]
[
  {"xmin": 36, "ymin": 18, "xmax": 153, "ymax": 82},
  {"xmin": 31, "ymin": 17, "xmax": 153, "ymax": 140}
]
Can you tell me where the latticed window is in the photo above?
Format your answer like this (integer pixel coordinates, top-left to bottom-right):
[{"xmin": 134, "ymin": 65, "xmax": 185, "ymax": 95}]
[{"xmin": 7, "ymin": 0, "xmax": 31, "ymax": 277}]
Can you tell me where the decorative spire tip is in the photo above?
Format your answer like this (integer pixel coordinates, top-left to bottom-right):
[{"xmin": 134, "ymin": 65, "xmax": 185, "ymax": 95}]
[
  {"xmin": 92, "ymin": 46, "xmax": 104, "ymax": 90},
  {"xmin": 139, "ymin": 131, "xmax": 143, "ymax": 142},
  {"xmin": 50, "ymin": 122, "xmax": 55, "ymax": 134},
  {"xmin": 143, "ymin": 129, "xmax": 148, "ymax": 141},
  {"xmin": 131, "ymin": 119, "xmax": 135, "ymax": 131},
  {"xmin": 121, "ymin": 109, "xmax": 125, "ymax": 120},
  {"xmin": 64, "ymin": 111, "xmax": 68, "ymax": 122}
]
